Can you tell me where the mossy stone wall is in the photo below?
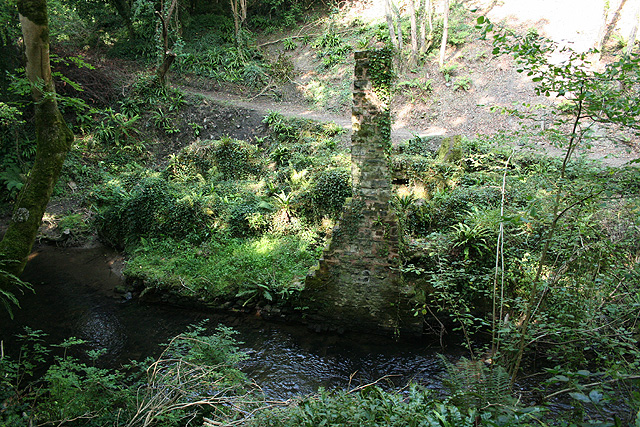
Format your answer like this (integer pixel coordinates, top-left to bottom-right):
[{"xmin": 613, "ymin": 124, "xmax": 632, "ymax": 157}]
[{"xmin": 303, "ymin": 49, "xmax": 419, "ymax": 336}]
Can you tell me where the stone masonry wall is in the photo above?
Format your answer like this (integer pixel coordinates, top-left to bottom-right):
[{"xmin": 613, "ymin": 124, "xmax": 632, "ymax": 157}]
[{"xmin": 303, "ymin": 49, "xmax": 419, "ymax": 335}]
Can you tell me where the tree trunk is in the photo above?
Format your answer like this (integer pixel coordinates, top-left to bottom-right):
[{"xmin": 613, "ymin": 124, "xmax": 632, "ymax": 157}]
[
  {"xmin": 0, "ymin": 0, "xmax": 73, "ymax": 279},
  {"xmin": 438, "ymin": 0, "xmax": 449, "ymax": 67},
  {"xmin": 392, "ymin": 1, "xmax": 403, "ymax": 53},
  {"xmin": 420, "ymin": 0, "xmax": 434, "ymax": 54},
  {"xmin": 230, "ymin": 0, "xmax": 246, "ymax": 46},
  {"xmin": 155, "ymin": 0, "xmax": 179, "ymax": 87},
  {"xmin": 157, "ymin": 51, "xmax": 177, "ymax": 87},
  {"xmin": 385, "ymin": 0, "xmax": 398, "ymax": 49},
  {"xmin": 409, "ymin": 0, "xmax": 418, "ymax": 66}
]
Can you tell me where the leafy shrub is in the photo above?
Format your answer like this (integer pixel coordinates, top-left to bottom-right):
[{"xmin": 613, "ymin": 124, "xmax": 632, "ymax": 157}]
[
  {"xmin": 396, "ymin": 78, "xmax": 434, "ymax": 93},
  {"xmin": 248, "ymin": 384, "xmax": 538, "ymax": 426},
  {"xmin": 212, "ymin": 137, "xmax": 263, "ymax": 180},
  {"xmin": 95, "ymin": 176, "xmax": 212, "ymax": 248},
  {"xmin": 263, "ymin": 111, "xmax": 301, "ymax": 144},
  {"xmin": 185, "ymin": 14, "xmax": 235, "ymax": 42},
  {"xmin": 313, "ymin": 33, "xmax": 353, "ymax": 69},
  {"xmin": 311, "ymin": 168, "xmax": 352, "ymax": 218},
  {"xmin": 410, "ymin": 186, "xmax": 502, "ymax": 234},
  {"xmin": 93, "ymin": 108, "xmax": 141, "ymax": 146},
  {"xmin": 249, "ymin": 0, "xmax": 304, "ymax": 31},
  {"xmin": 0, "ymin": 326, "xmax": 249, "ymax": 426},
  {"xmin": 227, "ymin": 202, "xmax": 263, "ymax": 237},
  {"xmin": 452, "ymin": 76, "xmax": 472, "ymax": 91}
]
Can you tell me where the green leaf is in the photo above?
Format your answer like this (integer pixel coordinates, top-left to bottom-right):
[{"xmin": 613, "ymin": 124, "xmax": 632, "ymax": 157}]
[
  {"xmin": 588, "ymin": 390, "xmax": 604, "ymax": 404},
  {"xmin": 569, "ymin": 392, "xmax": 591, "ymax": 403}
]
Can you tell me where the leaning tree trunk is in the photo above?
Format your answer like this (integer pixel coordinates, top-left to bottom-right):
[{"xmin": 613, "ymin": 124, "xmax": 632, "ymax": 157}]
[{"xmin": 0, "ymin": 0, "xmax": 73, "ymax": 279}]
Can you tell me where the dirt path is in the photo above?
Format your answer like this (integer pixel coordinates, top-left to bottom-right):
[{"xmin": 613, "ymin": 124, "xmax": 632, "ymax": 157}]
[
  {"xmin": 185, "ymin": 87, "xmax": 425, "ymax": 143},
  {"xmin": 185, "ymin": 86, "xmax": 639, "ymax": 167}
]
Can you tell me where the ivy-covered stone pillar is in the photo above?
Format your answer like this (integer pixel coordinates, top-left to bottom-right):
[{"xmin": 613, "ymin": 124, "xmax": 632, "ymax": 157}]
[{"xmin": 302, "ymin": 49, "xmax": 419, "ymax": 336}]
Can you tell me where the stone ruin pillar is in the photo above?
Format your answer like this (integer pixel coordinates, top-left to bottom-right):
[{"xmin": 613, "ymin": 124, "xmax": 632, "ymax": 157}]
[{"xmin": 302, "ymin": 49, "xmax": 420, "ymax": 336}]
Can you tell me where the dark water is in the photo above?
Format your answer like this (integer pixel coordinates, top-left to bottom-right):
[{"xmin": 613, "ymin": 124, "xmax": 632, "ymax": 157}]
[{"xmin": 0, "ymin": 244, "xmax": 447, "ymax": 399}]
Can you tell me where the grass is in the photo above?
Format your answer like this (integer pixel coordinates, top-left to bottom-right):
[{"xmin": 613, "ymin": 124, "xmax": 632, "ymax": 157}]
[{"xmin": 124, "ymin": 223, "xmax": 320, "ymax": 303}]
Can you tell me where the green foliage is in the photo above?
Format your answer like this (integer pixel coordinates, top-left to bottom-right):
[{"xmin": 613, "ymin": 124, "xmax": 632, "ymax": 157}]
[
  {"xmin": 249, "ymin": 0, "xmax": 304, "ymax": 31},
  {"xmin": 262, "ymin": 111, "xmax": 348, "ymax": 173},
  {"xmin": 249, "ymin": 383, "xmax": 542, "ymax": 427},
  {"xmin": 151, "ymin": 107, "xmax": 180, "ymax": 135},
  {"xmin": 440, "ymin": 63, "xmax": 458, "ymax": 82},
  {"xmin": 452, "ymin": 76, "xmax": 472, "ymax": 91},
  {"xmin": 93, "ymin": 107, "xmax": 141, "ymax": 146},
  {"xmin": 441, "ymin": 356, "xmax": 517, "ymax": 415},
  {"xmin": 0, "ymin": 96, "xmax": 33, "ymax": 201},
  {"xmin": 0, "ymin": 325, "xmax": 250, "ymax": 426},
  {"xmin": 47, "ymin": 0, "xmax": 93, "ymax": 45},
  {"xmin": 451, "ymin": 216, "xmax": 494, "ymax": 261},
  {"xmin": 367, "ymin": 47, "xmax": 395, "ymax": 103},
  {"xmin": 283, "ymin": 37, "xmax": 297, "ymax": 50},
  {"xmin": 171, "ymin": 14, "xmax": 277, "ymax": 87},
  {"xmin": 0, "ymin": 162, "xmax": 26, "ymax": 199},
  {"xmin": 94, "ymin": 175, "xmax": 213, "ymax": 249},
  {"xmin": 313, "ymin": 33, "xmax": 353, "ymax": 69},
  {"xmin": 0, "ymin": 0, "xmax": 19, "ymax": 49},
  {"xmin": 0, "ymin": 258, "xmax": 33, "ymax": 319},
  {"xmin": 58, "ymin": 213, "xmax": 90, "ymax": 234},
  {"xmin": 212, "ymin": 137, "xmax": 264, "ymax": 180},
  {"xmin": 125, "ymin": 234, "xmax": 316, "ymax": 302},
  {"xmin": 311, "ymin": 168, "xmax": 352, "ymax": 218},
  {"xmin": 396, "ymin": 78, "xmax": 434, "ymax": 93},
  {"xmin": 263, "ymin": 110, "xmax": 299, "ymax": 145}
]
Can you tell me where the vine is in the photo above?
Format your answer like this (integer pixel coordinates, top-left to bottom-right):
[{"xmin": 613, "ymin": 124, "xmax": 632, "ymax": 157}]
[{"xmin": 367, "ymin": 47, "xmax": 395, "ymax": 106}]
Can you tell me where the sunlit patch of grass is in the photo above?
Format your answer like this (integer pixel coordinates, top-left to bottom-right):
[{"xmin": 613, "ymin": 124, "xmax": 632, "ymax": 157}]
[{"xmin": 125, "ymin": 234, "xmax": 319, "ymax": 302}]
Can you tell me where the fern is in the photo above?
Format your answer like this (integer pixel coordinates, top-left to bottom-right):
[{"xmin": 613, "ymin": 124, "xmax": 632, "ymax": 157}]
[
  {"xmin": 440, "ymin": 355, "xmax": 514, "ymax": 413},
  {"xmin": 0, "ymin": 258, "xmax": 33, "ymax": 319}
]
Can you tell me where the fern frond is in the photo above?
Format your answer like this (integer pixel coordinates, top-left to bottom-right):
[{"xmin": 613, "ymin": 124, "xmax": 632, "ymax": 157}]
[{"xmin": 0, "ymin": 258, "xmax": 33, "ymax": 319}]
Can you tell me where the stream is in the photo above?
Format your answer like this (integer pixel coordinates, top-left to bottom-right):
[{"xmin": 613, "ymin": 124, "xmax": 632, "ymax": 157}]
[{"xmin": 0, "ymin": 244, "xmax": 450, "ymax": 399}]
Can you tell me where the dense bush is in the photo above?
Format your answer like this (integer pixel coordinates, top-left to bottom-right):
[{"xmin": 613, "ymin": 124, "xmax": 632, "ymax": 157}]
[
  {"xmin": 212, "ymin": 137, "xmax": 264, "ymax": 180},
  {"xmin": 95, "ymin": 176, "xmax": 213, "ymax": 248},
  {"xmin": 310, "ymin": 168, "xmax": 352, "ymax": 218}
]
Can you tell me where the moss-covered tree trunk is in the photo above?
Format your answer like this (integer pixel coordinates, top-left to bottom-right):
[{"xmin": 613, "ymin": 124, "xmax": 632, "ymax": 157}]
[{"xmin": 0, "ymin": 0, "xmax": 73, "ymax": 278}]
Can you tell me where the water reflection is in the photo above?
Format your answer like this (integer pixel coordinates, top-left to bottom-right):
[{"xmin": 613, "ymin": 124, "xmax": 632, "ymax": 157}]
[{"xmin": 76, "ymin": 308, "xmax": 125, "ymax": 355}]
